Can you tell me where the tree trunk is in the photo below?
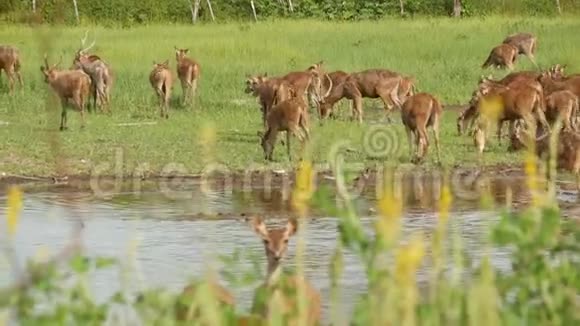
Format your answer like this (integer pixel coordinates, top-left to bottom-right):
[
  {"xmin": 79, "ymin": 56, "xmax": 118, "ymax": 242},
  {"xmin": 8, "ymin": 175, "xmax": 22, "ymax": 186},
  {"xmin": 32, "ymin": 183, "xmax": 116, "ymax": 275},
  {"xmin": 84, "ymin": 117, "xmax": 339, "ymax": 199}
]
[
  {"xmin": 32, "ymin": 0, "xmax": 36, "ymax": 13},
  {"xmin": 192, "ymin": 0, "xmax": 201, "ymax": 24},
  {"xmin": 288, "ymin": 0, "xmax": 294, "ymax": 13},
  {"xmin": 206, "ymin": 0, "xmax": 216, "ymax": 21},
  {"xmin": 72, "ymin": 0, "xmax": 80, "ymax": 24},
  {"xmin": 453, "ymin": 0, "xmax": 462, "ymax": 17},
  {"xmin": 250, "ymin": 1, "xmax": 258, "ymax": 21},
  {"xmin": 399, "ymin": 0, "xmax": 405, "ymax": 16},
  {"xmin": 555, "ymin": 0, "xmax": 562, "ymax": 15}
]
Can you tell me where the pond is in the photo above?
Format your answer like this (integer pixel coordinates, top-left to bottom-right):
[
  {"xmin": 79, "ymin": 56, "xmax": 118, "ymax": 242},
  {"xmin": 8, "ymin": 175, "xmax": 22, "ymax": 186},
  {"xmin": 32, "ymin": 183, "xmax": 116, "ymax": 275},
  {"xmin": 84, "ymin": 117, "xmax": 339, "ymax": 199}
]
[{"xmin": 0, "ymin": 169, "xmax": 576, "ymax": 320}]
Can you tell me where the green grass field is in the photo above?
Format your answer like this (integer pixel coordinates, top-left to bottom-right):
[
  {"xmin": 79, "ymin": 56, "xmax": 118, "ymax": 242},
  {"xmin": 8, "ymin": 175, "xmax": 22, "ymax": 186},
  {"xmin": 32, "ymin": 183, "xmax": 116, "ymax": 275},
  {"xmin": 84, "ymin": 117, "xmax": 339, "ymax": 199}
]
[{"xmin": 1, "ymin": 17, "xmax": 580, "ymax": 178}]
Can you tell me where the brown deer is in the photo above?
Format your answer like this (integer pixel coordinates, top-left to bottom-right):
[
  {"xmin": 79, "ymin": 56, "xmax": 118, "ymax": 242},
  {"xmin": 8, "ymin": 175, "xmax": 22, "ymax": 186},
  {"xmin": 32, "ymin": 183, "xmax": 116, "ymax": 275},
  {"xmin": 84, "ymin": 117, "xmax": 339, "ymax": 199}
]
[
  {"xmin": 260, "ymin": 97, "xmax": 310, "ymax": 161},
  {"xmin": 245, "ymin": 73, "xmax": 296, "ymax": 128},
  {"xmin": 0, "ymin": 45, "xmax": 23, "ymax": 94},
  {"xmin": 73, "ymin": 32, "xmax": 113, "ymax": 113},
  {"xmin": 149, "ymin": 60, "xmax": 173, "ymax": 119},
  {"xmin": 545, "ymin": 90, "xmax": 578, "ymax": 132},
  {"xmin": 174, "ymin": 46, "xmax": 201, "ymax": 106},
  {"xmin": 341, "ymin": 69, "xmax": 405, "ymax": 123},
  {"xmin": 468, "ymin": 82, "xmax": 551, "ymax": 145},
  {"xmin": 401, "ymin": 93, "xmax": 443, "ymax": 164},
  {"xmin": 40, "ymin": 55, "xmax": 91, "ymax": 131},
  {"xmin": 502, "ymin": 32, "xmax": 538, "ymax": 66},
  {"xmin": 481, "ymin": 43, "xmax": 519, "ymax": 70},
  {"xmin": 280, "ymin": 61, "xmax": 332, "ymax": 112},
  {"xmin": 317, "ymin": 70, "xmax": 350, "ymax": 119},
  {"xmin": 174, "ymin": 278, "xmax": 235, "ymax": 323},
  {"xmin": 247, "ymin": 216, "xmax": 321, "ymax": 326}
]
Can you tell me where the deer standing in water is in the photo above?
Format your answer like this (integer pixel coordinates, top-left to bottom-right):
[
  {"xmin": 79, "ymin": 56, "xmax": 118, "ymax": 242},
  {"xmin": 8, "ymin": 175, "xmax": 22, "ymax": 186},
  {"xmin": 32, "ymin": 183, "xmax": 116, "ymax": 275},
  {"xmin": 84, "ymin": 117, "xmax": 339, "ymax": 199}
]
[{"xmin": 247, "ymin": 216, "xmax": 321, "ymax": 326}]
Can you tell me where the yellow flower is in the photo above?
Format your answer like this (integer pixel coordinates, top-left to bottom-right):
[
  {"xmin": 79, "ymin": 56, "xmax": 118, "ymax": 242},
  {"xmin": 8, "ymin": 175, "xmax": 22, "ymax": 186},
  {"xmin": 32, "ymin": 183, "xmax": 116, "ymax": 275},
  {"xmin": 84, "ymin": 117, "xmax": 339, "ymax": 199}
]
[
  {"xmin": 6, "ymin": 186, "xmax": 23, "ymax": 238},
  {"xmin": 479, "ymin": 95, "xmax": 503, "ymax": 123},
  {"xmin": 394, "ymin": 233, "xmax": 425, "ymax": 285},
  {"xmin": 438, "ymin": 183, "xmax": 452, "ymax": 224},
  {"xmin": 292, "ymin": 160, "xmax": 315, "ymax": 217},
  {"xmin": 376, "ymin": 186, "xmax": 402, "ymax": 244}
]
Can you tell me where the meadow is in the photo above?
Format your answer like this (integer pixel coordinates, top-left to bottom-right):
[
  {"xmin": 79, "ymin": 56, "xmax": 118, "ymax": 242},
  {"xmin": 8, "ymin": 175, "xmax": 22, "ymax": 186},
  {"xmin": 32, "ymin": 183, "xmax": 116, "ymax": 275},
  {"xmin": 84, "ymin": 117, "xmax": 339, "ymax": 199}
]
[{"xmin": 1, "ymin": 17, "xmax": 580, "ymax": 179}]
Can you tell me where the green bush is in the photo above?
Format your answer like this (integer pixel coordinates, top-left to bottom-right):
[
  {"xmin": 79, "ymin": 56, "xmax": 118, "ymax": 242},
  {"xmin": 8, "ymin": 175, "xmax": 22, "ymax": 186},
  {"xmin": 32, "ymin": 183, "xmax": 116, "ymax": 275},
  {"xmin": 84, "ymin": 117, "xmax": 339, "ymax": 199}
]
[{"xmin": 2, "ymin": 0, "xmax": 580, "ymax": 25}]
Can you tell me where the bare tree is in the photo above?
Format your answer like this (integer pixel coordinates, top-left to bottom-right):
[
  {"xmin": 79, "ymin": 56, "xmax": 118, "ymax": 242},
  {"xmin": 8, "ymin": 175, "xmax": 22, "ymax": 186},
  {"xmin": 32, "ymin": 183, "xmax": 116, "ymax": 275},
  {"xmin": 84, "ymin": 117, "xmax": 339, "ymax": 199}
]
[
  {"xmin": 555, "ymin": 0, "xmax": 562, "ymax": 15},
  {"xmin": 453, "ymin": 0, "xmax": 462, "ymax": 17}
]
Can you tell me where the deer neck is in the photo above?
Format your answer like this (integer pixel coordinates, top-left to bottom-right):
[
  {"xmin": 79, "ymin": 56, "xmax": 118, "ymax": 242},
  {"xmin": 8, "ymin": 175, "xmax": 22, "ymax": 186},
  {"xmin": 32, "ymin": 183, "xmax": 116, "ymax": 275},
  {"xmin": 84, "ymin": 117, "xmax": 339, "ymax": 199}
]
[{"xmin": 266, "ymin": 259, "xmax": 282, "ymax": 286}]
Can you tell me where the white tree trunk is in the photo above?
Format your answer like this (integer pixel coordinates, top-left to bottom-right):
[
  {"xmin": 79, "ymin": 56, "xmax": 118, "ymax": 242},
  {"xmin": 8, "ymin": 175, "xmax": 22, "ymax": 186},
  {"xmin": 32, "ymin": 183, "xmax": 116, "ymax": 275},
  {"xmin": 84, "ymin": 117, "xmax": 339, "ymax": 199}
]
[
  {"xmin": 399, "ymin": 0, "xmax": 405, "ymax": 16},
  {"xmin": 72, "ymin": 0, "xmax": 80, "ymax": 24},
  {"xmin": 250, "ymin": 1, "xmax": 258, "ymax": 21},
  {"xmin": 192, "ymin": 0, "xmax": 201, "ymax": 24},
  {"xmin": 206, "ymin": 0, "xmax": 216, "ymax": 21},
  {"xmin": 32, "ymin": 0, "xmax": 36, "ymax": 13},
  {"xmin": 555, "ymin": 0, "xmax": 562, "ymax": 15},
  {"xmin": 288, "ymin": 0, "xmax": 294, "ymax": 12}
]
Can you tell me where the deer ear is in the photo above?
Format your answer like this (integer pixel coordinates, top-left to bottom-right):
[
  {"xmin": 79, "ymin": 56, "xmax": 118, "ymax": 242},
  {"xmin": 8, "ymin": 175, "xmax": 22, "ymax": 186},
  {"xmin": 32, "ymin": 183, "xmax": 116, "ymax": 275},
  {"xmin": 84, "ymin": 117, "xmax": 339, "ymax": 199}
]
[
  {"xmin": 162, "ymin": 60, "xmax": 169, "ymax": 66},
  {"xmin": 285, "ymin": 219, "xmax": 298, "ymax": 237},
  {"xmin": 249, "ymin": 216, "xmax": 269, "ymax": 239}
]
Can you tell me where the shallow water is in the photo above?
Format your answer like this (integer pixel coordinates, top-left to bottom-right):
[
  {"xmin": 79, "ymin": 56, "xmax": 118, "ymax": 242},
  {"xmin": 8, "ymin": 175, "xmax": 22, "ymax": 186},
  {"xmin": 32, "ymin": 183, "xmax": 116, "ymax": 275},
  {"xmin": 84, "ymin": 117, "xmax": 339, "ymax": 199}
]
[{"xmin": 0, "ymin": 173, "xmax": 574, "ymax": 319}]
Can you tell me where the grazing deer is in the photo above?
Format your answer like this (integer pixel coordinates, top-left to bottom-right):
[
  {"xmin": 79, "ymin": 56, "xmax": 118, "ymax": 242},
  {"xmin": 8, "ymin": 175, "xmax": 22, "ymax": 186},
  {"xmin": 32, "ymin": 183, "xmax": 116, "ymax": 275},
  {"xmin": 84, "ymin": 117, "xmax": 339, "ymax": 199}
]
[
  {"xmin": 149, "ymin": 60, "xmax": 173, "ymax": 119},
  {"xmin": 401, "ymin": 93, "xmax": 443, "ymax": 164},
  {"xmin": 502, "ymin": 32, "xmax": 538, "ymax": 66},
  {"xmin": 481, "ymin": 43, "xmax": 519, "ymax": 70},
  {"xmin": 174, "ymin": 46, "xmax": 201, "ymax": 106},
  {"xmin": 342, "ymin": 69, "xmax": 405, "ymax": 123},
  {"xmin": 317, "ymin": 70, "xmax": 350, "ymax": 119},
  {"xmin": 40, "ymin": 55, "xmax": 91, "ymax": 131},
  {"xmin": 469, "ymin": 82, "xmax": 551, "ymax": 145},
  {"xmin": 260, "ymin": 97, "xmax": 310, "ymax": 161},
  {"xmin": 247, "ymin": 216, "xmax": 321, "ymax": 326},
  {"xmin": 174, "ymin": 278, "xmax": 235, "ymax": 323},
  {"xmin": 0, "ymin": 45, "xmax": 23, "ymax": 94},
  {"xmin": 245, "ymin": 73, "xmax": 296, "ymax": 128},
  {"xmin": 73, "ymin": 32, "xmax": 112, "ymax": 113}
]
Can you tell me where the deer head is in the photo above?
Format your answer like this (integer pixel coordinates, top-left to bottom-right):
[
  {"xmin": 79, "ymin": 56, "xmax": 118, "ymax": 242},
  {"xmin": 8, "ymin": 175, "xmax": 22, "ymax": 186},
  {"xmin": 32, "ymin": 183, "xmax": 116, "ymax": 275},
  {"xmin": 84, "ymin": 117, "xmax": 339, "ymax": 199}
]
[
  {"xmin": 75, "ymin": 30, "xmax": 96, "ymax": 62},
  {"xmin": 174, "ymin": 46, "xmax": 189, "ymax": 62},
  {"xmin": 40, "ymin": 54, "xmax": 62, "ymax": 83},
  {"xmin": 248, "ymin": 216, "xmax": 298, "ymax": 276}
]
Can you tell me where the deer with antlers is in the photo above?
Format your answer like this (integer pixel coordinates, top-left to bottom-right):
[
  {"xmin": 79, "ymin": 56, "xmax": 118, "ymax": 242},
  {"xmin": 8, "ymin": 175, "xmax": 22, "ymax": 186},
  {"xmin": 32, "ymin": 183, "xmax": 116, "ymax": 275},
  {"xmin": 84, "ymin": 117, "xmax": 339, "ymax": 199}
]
[
  {"xmin": 174, "ymin": 46, "xmax": 201, "ymax": 106},
  {"xmin": 149, "ymin": 60, "xmax": 173, "ymax": 119},
  {"xmin": 40, "ymin": 55, "xmax": 91, "ymax": 131},
  {"xmin": 247, "ymin": 216, "xmax": 321, "ymax": 326},
  {"xmin": 72, "ymin": 31, "xmax": 112, "ymax": 113},
  {"xmin": 0, "ymin": 45, "xmax": 23, "ymax": 94}
]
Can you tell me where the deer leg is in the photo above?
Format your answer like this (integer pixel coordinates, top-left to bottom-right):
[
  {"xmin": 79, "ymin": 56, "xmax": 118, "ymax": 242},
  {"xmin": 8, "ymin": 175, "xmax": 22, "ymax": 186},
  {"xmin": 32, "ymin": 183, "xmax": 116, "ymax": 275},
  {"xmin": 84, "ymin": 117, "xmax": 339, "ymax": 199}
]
[
  {"xmin": 5, "ymin": 68, "xmax": 14, "ymax": 94},
  {"xmin": 405, "ymin": 126, "xmax": 414, "ymax": 160},
  {"xmin": 353, "ymin": 96, "xmax": 363, "ymax": 124},
  {"xmin": 191, "ymin": 78, "xmax": 198, "ymax": 101},
  {"xmin": 286, "ymin": 131, "xmax": 292, "ymax": 161},
  {"xmin": 432, "ymin": 117, "xmax": 442, "ymax": 164}
]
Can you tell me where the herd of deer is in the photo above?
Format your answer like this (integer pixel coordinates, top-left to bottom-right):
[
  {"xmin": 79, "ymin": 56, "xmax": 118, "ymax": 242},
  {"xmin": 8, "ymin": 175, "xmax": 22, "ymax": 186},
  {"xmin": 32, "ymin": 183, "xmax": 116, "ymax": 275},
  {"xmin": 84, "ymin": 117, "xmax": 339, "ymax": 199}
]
[{"xmin": 0, "ymin": 31, "xmax": 579, "ymax": 190}]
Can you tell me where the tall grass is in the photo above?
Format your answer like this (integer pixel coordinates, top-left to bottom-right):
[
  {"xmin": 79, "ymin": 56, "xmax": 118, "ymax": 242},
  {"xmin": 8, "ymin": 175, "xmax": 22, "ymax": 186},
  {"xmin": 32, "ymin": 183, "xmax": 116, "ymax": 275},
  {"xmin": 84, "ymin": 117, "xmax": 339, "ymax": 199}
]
[{"xmin": 0, "ymin": 17, "xmax": 580, "ymax": 176}]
